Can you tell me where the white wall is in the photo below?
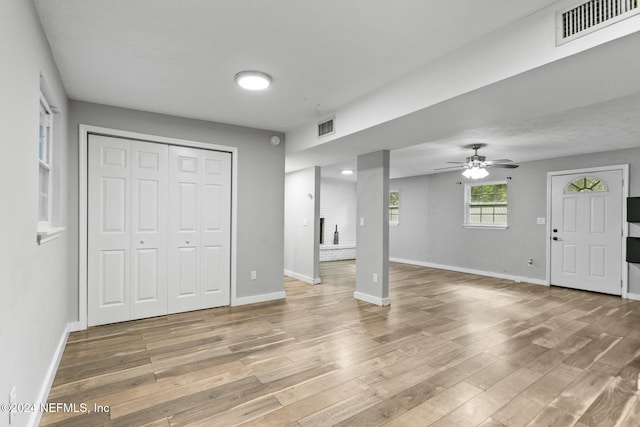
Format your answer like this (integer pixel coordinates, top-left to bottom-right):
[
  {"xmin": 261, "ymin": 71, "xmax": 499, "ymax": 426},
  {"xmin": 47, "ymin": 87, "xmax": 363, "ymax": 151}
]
[
  {"xmin": 319, "ymin": 177, "xmax": 357, "ymax": 260},
  {"xmin": 389, "ymin": 147, "xmax": 640, "ymax": 294},
  {"xmin": 284, "ymin": 167, "xmax": 320, "ymax": 284},
  {"xmin": 0, "ymin": 2, "xmax": 74, "ymax": 426}
]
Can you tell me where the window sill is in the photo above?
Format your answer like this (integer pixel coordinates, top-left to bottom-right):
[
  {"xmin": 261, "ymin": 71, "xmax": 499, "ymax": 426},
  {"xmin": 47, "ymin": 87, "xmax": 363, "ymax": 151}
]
[
  {"xmin": 390, "ymin": 222, "xmax": 399, "ymax": 227},
  {"xmin": 37, "ymin": 226, "xmax": 65, "ymax": 245},
  {"xmin": 463, "ymin": 224, "xmax": 508, "ymax": 230}
]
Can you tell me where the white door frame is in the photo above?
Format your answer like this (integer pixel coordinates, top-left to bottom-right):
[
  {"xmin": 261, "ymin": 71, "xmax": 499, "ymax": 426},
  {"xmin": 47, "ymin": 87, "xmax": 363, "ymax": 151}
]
[
  {"xmin": 546, "ymin": 164, "xmax": 629, "ymax": 297},
  {"xmin": 78, "ymin": 124, "xmax": 238, "ymax": 330}
]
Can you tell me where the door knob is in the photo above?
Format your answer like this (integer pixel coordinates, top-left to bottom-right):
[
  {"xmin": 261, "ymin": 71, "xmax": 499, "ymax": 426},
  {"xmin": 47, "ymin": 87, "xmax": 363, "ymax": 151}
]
[
  {"xmin": 140, "ymin": 240, "xmax": 144, "ymax": 244},
  {"xmin": 186, "ymin": 240, "xmax": 190, "ymax": 244},
  {"xmin": 552, "ymin": 236, "xmax": 558, "ymax": 241},
  {"xmin": 553, "ymin": 229, "xmax": 558, "ymax": 233}
]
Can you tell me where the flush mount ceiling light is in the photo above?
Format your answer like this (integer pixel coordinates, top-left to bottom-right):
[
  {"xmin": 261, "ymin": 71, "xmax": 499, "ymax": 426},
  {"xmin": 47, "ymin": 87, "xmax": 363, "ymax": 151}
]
[
  {"xmin": 341, "ymin": 169, "xmax": 354, "ymax": 175},
  {"xmin": 234, "ymin": 70, "xmax": 272, "ymax": 90}
]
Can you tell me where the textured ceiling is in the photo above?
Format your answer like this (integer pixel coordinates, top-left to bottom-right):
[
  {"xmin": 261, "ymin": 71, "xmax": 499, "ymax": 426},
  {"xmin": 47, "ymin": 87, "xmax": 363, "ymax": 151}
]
[
  {"xmin": 35, "ymin": 0, "xmax": 560, "ymax": 131},
  {"xmin": 34, "ymin": 0, "xmax": 640, "ymax": 179}
]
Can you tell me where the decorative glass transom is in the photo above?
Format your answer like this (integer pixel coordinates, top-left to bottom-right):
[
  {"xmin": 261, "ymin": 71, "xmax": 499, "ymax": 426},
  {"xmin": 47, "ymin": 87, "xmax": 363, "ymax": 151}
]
[{"xmin": 565, "ymin": 176, "xmax": 608, "ymax": 193}]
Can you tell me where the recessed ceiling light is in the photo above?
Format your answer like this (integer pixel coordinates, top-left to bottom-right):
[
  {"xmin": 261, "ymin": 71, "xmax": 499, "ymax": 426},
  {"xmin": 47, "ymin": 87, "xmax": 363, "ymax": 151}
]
[
  {"xmin": 234, "ymin": 70, "xmax": 272, "ymax": 91},
  {"xmin": 341, "ymin": 169, "xmax": 354, "ymax": 175}
]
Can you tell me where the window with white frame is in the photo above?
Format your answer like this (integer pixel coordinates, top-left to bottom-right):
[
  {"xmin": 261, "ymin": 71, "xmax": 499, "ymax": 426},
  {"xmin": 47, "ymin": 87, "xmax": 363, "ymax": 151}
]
[
  {"xmin": 389, "ymin": 190, "xmax": 399, "ymax": 224},
  {"xmin": 464, "ymin": 181, "xmax": 508, "ymax": 228},
  {"xmin": 38, "ymin": 95, "xmax": 53, "ymax": 225},
  {"xmin": 37, "ymin": 92, "xmax": 64, "ymax": 244}
]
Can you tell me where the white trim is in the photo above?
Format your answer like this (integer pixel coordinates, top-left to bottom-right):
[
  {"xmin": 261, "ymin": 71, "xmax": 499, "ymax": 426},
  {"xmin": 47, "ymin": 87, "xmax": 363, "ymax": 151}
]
[
  {"xmin": 464, "ymin": 180, "xmax": 509, "ymax": 228},
  {"xmin": 627, "ymin": 293, "xmax": 640, "ymax": 301},
  {"xmin": 354, "ymin": 291, "xmax": 391, "ymax": 306},
  {"xmin": 38, "ymin": 93, "xmax": 54, "ymax": 233},
  {"xmin": 284, "ymin": 270, "xmax": 321, "ymax": 285},
  {"xmin": 390, "ymin": 257, "xmax": 549, "ymax": 286},
  {"xmin": 546, "ymin": 164, "xmax": 629, "ymax": 298},
  {"xmin": 320, "ymin": 244, "xmax": 356, "ymax": 250},
  {"xmin": 462, "ymin": 224, "xmax": 508, "ymax": 230},
  {"xmin": 37, "ymin": 225, "xmax": 65, "ymax": 245},
  {"xmin": 234, "ymin": 291, "xmax": 286, "ymax": 306},
  {"xmin": 28, "ymin": 322, "xmax": 72, "ymax": 427},
  {"xmin": 67, "ymin": 321, "xmax": 84, "ymax": 333},
  {"xmin": 79, "ymin": 124, "xmax": 239, "ymax": 330}
]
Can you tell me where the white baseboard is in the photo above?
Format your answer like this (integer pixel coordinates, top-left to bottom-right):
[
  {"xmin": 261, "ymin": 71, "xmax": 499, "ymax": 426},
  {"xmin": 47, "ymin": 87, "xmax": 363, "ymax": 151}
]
[
  {"xmin": 68, "ymin": 321, "xmax": 84, "ymax": 332},
  {"xmin": 389, "ymin": 257, "xmax": 548, "ymax": 286},
  {"xmin": 627, "ymin": 292, "xmax": 640, "ymax": 301},
  {"xmin": 233, "ymin": 291, "xmax": 286, "ymax": 306},
  {"xmin": 354, "ymin": 291, "xmax": 391, "ymax": 307},
  {"xmin": 284, "ymin": 270, "xmax": 321, "ymax": 285},
  {"xmin": 28, "ymin": 322, "xmax": 73, "ymax": 427}
]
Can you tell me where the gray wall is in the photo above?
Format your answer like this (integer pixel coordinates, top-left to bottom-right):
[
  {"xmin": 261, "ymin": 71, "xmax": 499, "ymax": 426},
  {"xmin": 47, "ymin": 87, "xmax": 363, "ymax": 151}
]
[
  {"xmin": 1, "ymin": 2, "xmax": 74, "ymax": 425},
  {"xmin": 284, "ymin": 167, "xmax": 320, "ymax": 283},
  {"xmin": 389, "ymin": 147, "xmax": 640, "ymax": 293},
  {"xmin": 356, "ymin": 151, "xmax": 390, "ymax": 304},
  {"xmin": 389, "ymin": 176, "xmax": 430, "ymax": 261},
  {"xmin": 69, "ymin": 101, "xmax": 286, "ymax": 300}
]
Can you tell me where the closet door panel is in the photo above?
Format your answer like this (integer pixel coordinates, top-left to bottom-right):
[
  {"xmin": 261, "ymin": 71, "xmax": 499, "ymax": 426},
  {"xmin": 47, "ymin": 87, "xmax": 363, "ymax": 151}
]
[
  {"xmin": 88, "ymin": 135, "xmax": 132, "ymax": 326},
  {"xmin": 130, "ymin": 141, "xmax": 168, "ymax": 320},
  {"xmin": 200, "ymin": 150, "xmax": 231, "ymax": 307},
  {"xmin": 168, "ymin": 147, "xmax": 202, "ymax": 313}
]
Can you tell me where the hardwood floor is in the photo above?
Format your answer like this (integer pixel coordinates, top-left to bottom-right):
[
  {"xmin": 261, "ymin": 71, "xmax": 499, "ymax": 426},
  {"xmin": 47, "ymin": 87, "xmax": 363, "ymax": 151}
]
[{"xmin": 41, "ymin": 261, "xmax": 640, "ymax": 426}]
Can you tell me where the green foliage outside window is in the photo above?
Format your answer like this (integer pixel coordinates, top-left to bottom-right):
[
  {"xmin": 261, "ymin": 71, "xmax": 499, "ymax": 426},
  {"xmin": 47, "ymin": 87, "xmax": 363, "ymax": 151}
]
[
  {"xmin": 565, "ymin": 177, "xmax": 607, "ymax": 193},
  {"xmin": 468, "ymin": 183, "xmax": 507, "ymax": 225},
  {"xmin": 389, "ymin": 191, "xmax": 399, "ymax": 223},
  {"xmin": 470, "ymin": 183, "xmax": 507, "ymax": 203}
]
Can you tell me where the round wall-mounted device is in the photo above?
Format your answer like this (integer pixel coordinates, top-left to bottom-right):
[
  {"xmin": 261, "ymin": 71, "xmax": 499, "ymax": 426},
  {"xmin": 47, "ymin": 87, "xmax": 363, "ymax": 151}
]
[{"xmin": 270, "ymin": 135, "xmax": 281, "ymax": 146}]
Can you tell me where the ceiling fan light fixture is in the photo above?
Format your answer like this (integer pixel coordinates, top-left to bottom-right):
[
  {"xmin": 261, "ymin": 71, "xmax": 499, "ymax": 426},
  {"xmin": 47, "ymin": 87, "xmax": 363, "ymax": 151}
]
[
  {"xmin": 463, "ymin": 166, "xmax": 489, "ymax": 180},
  {"xmin": 234, "ymin": 70, "xmax": 272, "ymax": 90}
]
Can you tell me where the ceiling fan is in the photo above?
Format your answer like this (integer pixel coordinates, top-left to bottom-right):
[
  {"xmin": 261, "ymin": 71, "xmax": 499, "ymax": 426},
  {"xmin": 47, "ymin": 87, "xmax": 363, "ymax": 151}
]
[{"xmin": 436, "ymin": 143, "xmax": 519, "ymax": 179}]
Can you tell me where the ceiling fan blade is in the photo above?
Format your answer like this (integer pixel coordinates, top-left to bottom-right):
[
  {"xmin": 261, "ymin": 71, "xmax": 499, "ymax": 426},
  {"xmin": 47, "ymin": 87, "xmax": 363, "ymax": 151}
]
[
  {"xmin": 484, "ymin": 159, "xmax": 513, "ymax": 164},
  {"xmin": 488, "ymin": 163, "xmax": 519, "ymax": 168},
  {"xmin": 446, "ymin": 161, "xmax": 466, "ymax": 164},
  {"xmin": 435, "ymin": 165, "xmax": 465, "ymax": 171}
]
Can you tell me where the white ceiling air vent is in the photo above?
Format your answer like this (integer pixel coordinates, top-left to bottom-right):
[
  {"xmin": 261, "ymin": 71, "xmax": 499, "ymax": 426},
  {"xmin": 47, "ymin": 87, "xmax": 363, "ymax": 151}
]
[
  {"xmin": 318, "ymin": 117, "xmax": 335, "ymax": 138},
  {"xmin": 557, "ymin": 0, "xmax": 640, "ymax": 44}
]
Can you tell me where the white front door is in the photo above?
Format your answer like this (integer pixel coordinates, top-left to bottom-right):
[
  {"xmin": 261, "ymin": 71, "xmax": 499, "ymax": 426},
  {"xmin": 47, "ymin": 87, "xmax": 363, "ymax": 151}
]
[
  {"xmin": 167, "ymin": 146, "xmax": 231, "ymax": 313},
  {"xmin": 550, "ymin": 169, "xmax": 623, "ymax": 295}
]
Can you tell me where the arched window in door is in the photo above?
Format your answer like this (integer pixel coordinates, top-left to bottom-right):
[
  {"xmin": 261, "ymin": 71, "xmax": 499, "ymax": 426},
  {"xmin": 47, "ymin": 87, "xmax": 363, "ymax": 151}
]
[{"xmin": 564, "ymin": 176, "xmax": 608, "ymax": 193}]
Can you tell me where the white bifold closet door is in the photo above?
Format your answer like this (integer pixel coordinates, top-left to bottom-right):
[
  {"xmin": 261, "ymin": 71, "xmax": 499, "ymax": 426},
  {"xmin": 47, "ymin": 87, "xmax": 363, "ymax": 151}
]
[
  {"xmin": 168, "ymin": 146, "xmax": 231, "ymax": 314},
  {"xmin": 88, "ymin": 135, "xmax": 231, "ymax": 326}
]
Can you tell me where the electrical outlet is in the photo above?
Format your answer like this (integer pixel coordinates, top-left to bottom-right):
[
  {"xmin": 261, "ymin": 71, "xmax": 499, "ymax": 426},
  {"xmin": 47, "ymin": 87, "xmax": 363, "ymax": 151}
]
[
  {"xmin": 251, "ymin": 271, "xmax": 256, "ymax": 281},
  {"xmin": 360, "ymin": 217, "xmax": 365, "ymax": 226},
  {"xmin": 373, "ymin": 273, "xmax": 378, "ymax": 283},
  {"xmin": 9, "ymin": 386, "xmax": 16, "ymax": 424}
]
